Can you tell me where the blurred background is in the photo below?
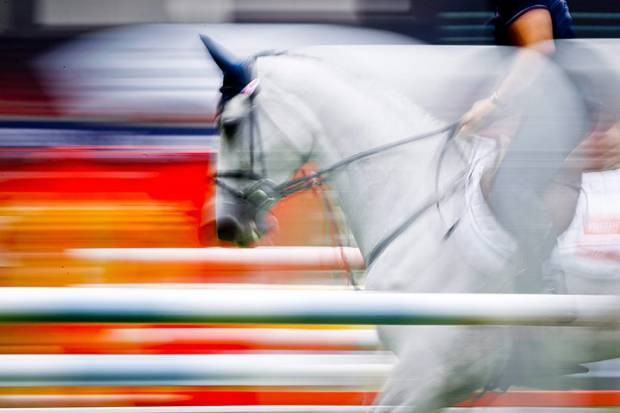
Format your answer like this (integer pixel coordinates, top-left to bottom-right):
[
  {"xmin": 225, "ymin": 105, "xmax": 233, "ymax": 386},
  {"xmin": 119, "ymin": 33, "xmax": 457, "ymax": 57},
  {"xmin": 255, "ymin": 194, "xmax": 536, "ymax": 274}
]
[{"xmin": 1, "ymin": 0, "xmax": 620, "ymax": 410}]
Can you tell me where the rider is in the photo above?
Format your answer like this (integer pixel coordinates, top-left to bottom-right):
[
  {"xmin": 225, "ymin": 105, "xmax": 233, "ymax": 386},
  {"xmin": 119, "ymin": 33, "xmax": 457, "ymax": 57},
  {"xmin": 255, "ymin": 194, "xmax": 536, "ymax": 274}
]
[
  {"xmin": 460, "ymin": 0, "xmax": 576, "ymax": 134},
  {"xmin": 459, "ymin": 0, "xmax": 620, "ymax": 292},
  {"xmin": 456, "ymin": 1, "xmax": 620, "ymax": 392}
]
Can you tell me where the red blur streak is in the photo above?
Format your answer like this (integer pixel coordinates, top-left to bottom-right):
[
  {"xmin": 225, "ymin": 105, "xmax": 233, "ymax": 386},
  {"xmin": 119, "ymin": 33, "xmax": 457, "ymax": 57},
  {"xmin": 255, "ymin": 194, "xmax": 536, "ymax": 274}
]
[
  {"xmin": 0, "ymin": 146, "xmax": 213, "ymax": 203},
  {"xmin": 0, "ymin": 146, "xmax": 216, "ymax": 249},
  {"xmin": 0, "ymin": 389, "xmax": 378, "ymax": 408},
  {"xmin": 459, "ymin": 390, "xmax": 620, "ymax": 407},
  {"xmin": 0, "ymin": 324, "xmax": 370, "ymax": 354},
  {"xmin": 137, "ymin": 390, "xmax": 376, "ymax": 407},
  {"xmin": 0, "ymin": 71, "xmax": 59, "ymax": 117},
  {"xmin": 3, "ymin": 389, "xmax": 620, "ymax": 408}
]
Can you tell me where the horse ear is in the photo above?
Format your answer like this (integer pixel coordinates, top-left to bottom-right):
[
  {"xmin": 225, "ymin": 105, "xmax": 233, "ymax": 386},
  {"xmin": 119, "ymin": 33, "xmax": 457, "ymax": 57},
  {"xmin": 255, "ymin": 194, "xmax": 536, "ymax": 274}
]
[
  {"xmin": 200, "ymin": 35, "xmax": 239, "ymax": 74},
  {"xmin": 200, "ymin": 34, "xmax": 252, "ymax": 91}
]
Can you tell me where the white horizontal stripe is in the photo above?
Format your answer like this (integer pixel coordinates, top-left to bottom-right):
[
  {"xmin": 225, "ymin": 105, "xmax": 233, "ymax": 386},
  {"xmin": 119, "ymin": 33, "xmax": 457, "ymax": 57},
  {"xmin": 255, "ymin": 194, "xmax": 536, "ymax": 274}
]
[
  {"xmin": 0, "ymin": 288, "xmax": 619, "ymax": 326},
  {"xmin": 68, "ymin": 247, "xmax": 365, "ymax": 270},
  {"xmin": 0, "ymin": 354, "xmax": 393, "ymax": 387}
]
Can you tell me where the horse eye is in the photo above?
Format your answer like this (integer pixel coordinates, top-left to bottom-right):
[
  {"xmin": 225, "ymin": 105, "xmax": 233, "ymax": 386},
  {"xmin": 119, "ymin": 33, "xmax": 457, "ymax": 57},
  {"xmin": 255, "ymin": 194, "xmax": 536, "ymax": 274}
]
[{"xmin": 221, "ymin": 120, "xmax": 239, "ymax": 138}]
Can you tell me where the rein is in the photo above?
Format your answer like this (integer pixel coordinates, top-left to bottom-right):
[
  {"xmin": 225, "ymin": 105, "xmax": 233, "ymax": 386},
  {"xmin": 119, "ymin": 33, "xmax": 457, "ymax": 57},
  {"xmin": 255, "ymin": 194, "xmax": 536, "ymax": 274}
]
[
  {"xmin": 216, "ymin": 118, "xmax": 460, "ymax": 210},
  {"xmin": 276, "ymin": 122, "xmax": 460, "ymax": 198}
]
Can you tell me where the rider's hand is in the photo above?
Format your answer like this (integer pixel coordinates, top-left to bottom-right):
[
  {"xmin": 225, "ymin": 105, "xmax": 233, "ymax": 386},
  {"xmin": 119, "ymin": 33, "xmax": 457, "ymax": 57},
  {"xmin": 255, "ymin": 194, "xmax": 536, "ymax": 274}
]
[{"xmin": 457, "ymin": 96, "xmax": 500, "ymax": 137}]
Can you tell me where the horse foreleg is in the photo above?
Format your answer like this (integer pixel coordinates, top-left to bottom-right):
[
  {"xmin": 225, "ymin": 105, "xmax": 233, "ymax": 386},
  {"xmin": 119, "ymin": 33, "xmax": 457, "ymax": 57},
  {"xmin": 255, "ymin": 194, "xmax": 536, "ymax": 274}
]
[{"xmin": 372, "ymin": 326, "xmax": 511, "ymax": 413}]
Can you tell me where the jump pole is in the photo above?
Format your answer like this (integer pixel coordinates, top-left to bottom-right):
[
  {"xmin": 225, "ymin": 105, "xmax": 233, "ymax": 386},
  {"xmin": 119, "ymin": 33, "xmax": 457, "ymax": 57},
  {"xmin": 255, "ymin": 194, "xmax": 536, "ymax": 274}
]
[
  {"xmin": 0, "ymin": 354, "xmax": 393, "ymax": 387},
  {"xmin": 67, "ymin": 247, "xmax": 365, "ymax": 271},
  {"xmin": 0, "ymin": 288, "xmax": 619, "ymax": 326}
]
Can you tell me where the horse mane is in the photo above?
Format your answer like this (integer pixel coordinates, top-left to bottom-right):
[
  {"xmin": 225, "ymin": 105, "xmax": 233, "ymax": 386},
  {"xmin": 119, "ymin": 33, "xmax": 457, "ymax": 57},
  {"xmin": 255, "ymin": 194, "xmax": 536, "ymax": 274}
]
[{"xmin": 252, "ymin": 47, "xmax": 444, "ymax": 138}]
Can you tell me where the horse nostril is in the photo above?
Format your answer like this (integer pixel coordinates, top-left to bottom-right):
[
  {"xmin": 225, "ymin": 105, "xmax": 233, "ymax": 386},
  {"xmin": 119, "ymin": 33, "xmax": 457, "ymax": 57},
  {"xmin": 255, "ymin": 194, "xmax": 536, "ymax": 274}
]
[{"xmin": 216, "ymin": 216, "xmax": 243, "ymax": 242}]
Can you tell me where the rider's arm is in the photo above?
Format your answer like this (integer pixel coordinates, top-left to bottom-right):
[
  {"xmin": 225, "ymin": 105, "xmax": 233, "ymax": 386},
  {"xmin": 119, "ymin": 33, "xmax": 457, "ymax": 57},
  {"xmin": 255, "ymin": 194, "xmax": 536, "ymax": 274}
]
[
  {"xmin": 458, "ymin": 8, "xmax": 556, "ymax": 136},
  {"xmin": 492, "ymin": 8, "xmax": 555, "ymax": 102}
]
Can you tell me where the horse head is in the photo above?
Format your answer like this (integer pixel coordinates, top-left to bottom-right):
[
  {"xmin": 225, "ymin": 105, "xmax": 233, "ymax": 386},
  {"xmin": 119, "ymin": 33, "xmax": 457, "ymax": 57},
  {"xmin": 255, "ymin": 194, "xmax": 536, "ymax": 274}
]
[{"xmin": 201, "ymin": 35, "xmax": 317, "ymax": 245}]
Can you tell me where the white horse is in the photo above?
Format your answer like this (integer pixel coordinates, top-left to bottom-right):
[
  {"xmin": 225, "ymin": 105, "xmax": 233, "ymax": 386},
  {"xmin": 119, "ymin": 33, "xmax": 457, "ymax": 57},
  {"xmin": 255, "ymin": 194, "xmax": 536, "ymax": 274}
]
[{"xmin": 201, "ymin": 37, "xmax": 620, "ymax": 412}]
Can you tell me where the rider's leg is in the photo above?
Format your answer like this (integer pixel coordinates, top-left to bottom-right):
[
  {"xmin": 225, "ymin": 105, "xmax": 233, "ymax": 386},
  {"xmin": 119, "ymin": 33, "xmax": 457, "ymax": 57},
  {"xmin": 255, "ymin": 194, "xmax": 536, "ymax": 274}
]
[{"xmin": 486, "ymin": 60, "xmax": 588, "ymax": 292}]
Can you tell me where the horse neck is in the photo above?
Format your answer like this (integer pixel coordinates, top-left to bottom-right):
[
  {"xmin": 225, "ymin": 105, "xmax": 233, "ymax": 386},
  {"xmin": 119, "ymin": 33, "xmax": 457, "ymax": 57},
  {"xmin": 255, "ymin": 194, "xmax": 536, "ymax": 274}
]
[{"xmin": 261, "ymin": 56, "xmax": 446, "ymax": 257}]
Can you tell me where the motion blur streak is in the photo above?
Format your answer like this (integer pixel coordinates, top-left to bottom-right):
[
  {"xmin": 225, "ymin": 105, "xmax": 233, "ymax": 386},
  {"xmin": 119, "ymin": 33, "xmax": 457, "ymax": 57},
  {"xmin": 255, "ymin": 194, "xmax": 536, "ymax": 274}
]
[{"xmin": 2, "ymin": 0, "xmax": 620, "ymax": 411}]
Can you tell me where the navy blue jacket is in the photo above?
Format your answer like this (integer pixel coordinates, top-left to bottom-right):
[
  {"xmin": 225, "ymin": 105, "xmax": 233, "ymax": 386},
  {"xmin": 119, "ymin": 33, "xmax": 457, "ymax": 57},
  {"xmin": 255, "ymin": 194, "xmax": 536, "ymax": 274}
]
[{"xmin": 493, "ymin": 0, "xmax": 575, "ymax": 44}]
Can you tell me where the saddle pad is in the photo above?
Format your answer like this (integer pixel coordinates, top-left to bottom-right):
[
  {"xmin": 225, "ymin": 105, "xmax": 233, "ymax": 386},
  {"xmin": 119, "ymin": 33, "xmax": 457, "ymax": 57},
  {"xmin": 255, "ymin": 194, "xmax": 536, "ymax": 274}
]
[{"xmin": 556, "ymin": 169, "xmax": 620, "ymax": 280}]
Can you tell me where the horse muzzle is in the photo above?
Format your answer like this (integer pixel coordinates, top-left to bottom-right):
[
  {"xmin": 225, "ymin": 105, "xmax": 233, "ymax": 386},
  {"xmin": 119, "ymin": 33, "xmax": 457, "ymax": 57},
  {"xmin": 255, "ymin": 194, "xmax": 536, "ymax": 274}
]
[
  {"xmin": 215, "ymin": 194, "xmax": 275, "ymax": 246},
  {"xmin": 216, "ymin": 214, "xmax": 275, "ymax": 246},
  {"xmin": 215, "ymin": 215, "xmax": 258, "ymax": 245}
]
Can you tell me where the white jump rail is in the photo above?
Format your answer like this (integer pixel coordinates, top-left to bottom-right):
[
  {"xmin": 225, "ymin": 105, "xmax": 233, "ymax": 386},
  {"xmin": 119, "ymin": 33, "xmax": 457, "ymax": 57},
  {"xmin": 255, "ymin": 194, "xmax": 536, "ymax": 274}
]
[
  {"xmin": 0, "ymin": 288, "xmax": 619, "ymax": 326},
  {"xmin": 0, "ymin": 354, "xmax": 393, "ymax": 387},
  {"xmin": 67, "ymin": 247, "xmax": 365, "ymax": 271},
  {"xmin": 0, "ymin": 353, "xmax": 617, "ymax": 392}
]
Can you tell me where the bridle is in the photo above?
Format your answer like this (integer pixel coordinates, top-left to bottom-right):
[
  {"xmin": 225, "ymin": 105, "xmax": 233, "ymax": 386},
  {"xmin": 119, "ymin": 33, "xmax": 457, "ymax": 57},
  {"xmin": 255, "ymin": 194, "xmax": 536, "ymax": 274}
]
[{"xmin": 214, "ymin": 69, "xmax": 468, "ymax": 267}]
